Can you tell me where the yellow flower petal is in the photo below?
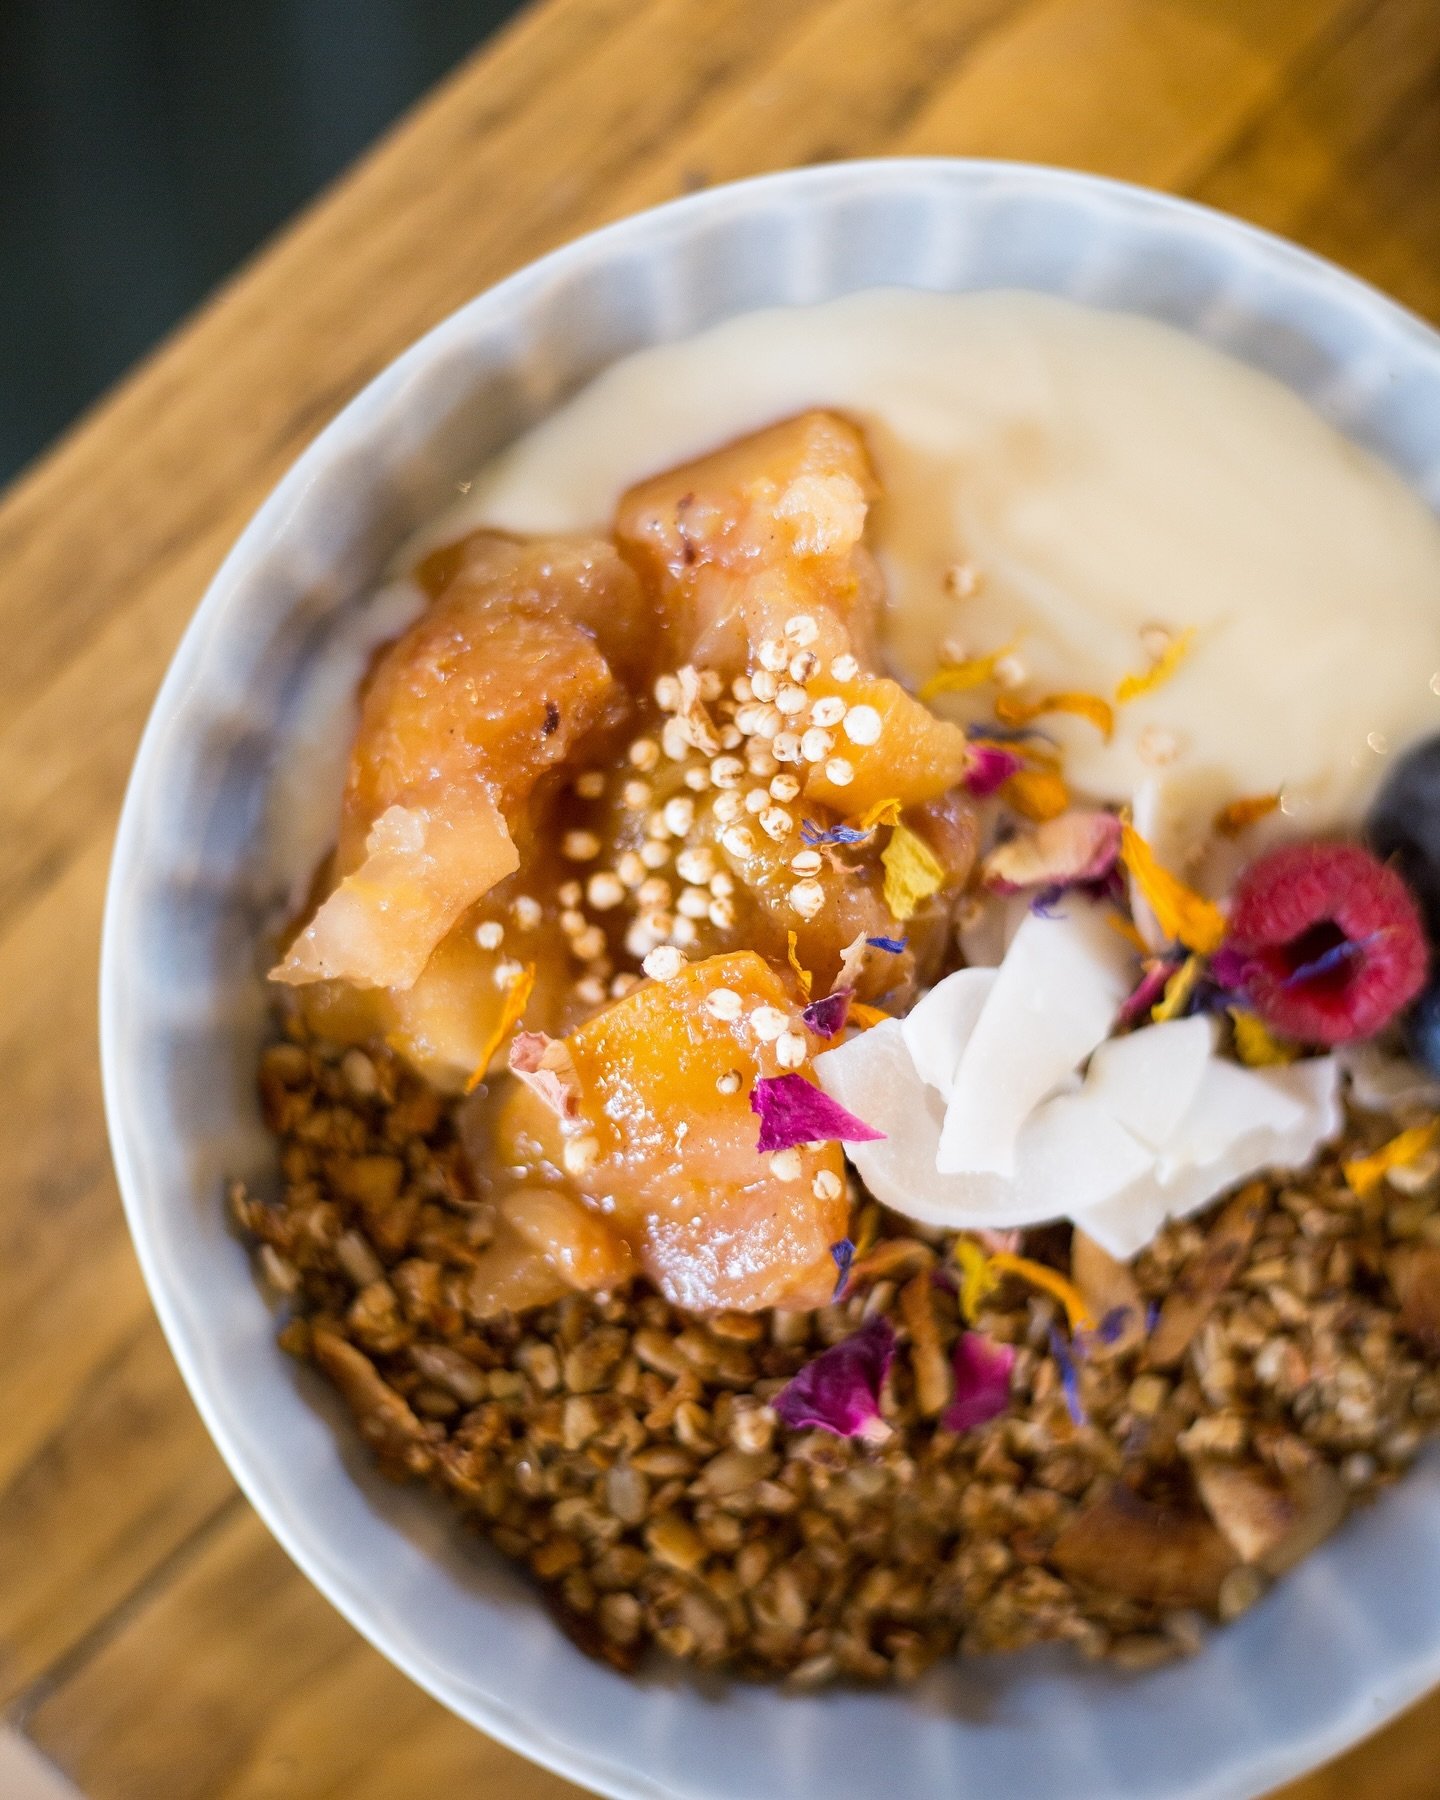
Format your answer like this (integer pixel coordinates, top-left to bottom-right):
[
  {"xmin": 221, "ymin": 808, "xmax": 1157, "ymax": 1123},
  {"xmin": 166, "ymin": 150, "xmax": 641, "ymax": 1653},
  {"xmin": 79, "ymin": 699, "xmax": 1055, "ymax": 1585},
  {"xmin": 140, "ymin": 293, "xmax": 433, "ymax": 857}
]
[
  {"xmin": 1152, "ymin": 954, "xmax": 1201, "ymax": 1023},
  {"xmin": 1214, "ymin": 792, "xmax": 1282, "ymax": 838},
  {"xmin": 987, "ymin": 1252, "xmax": 1095, "ymax": 1331},
  {"xmin": 1004, "ymin": 767, "xmax": 1070, "ymax": 821},
  {"xmin": 464, "ymin": 962, "xmax": 536, "ymax": 1093},
  {"xmin": 1119, "ymin": 824, "xmax": 1227, "ymax": 954},
  {"xmin": 1344, "ymin": 1121, "xmax": 1440, "ymax": 1199},
  {"xmin": 786, "ymin": 930, "xmax": 813, "ymax": 999},
  {"xmin": 1229, "ymin": 1009, "xmax": 1298, "ymax": 1067},
  {"xmin": 1105, "ymin": 911, "xmax": 1149, "ymax": 953},
  {"xmin": 918, "ymin": 641, "xmax": 1019, "ymax": 703},
  {"xmin": 855, "ymin": 795, "xmax": 902, "ymax": 830},
  {"xmin": 954, "ymin": 1239, "xmax": 1001, "ymax": 1322},
  {"xmin": 1115, "ymin": 626, "xmax": 1196, "ymax": 704},
  {"xmin": 881, "ymin": 823, "xmax": 945, "ymax": 922},
  {"xmin": 994, "ymin": 690, "xmax": 1115, "ymax": 740}
]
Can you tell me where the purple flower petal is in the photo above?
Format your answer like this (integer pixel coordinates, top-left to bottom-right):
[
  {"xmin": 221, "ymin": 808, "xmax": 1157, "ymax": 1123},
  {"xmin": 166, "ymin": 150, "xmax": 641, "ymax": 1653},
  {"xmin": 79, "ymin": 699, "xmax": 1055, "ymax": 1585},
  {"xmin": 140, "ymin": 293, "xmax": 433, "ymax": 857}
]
[
  {"xmin": 1050, "ymin": 1326, "xmax": 1086, "ymax": 1426},
  {"xmin": 801, "ymin": 819, "xmax": 870, "ymax": 846},
  {"xmin": 1280, "ymin": 928, "xmax": 1384, "ymax": 990},
  {"xmin": 775, "ymin": 1316, "xmax": 895, "ymax": 1441},
  {"xmin": 866, "ymin": 934, "xmax": 907, "ymax": 954},
  {"xmin": 1117, "ymin": 959, "xmax": 1179, "ymax": 1027},
  {"xmin": 965, "ymin": 744, "xmax": 1024, "ymax": 797},
  {"xmin": 830, "ymin": 1238, "xmax": 856, "ymax": 1300},
  {"xmin": 1208, "ymin": 944, "xmax": 1253, "ymax": 990},
  {"xmin": 802, "ymin": 988, "xmax": 852, "ymax": 1039},
  {"xmin": 942, "ymin": 1331, "xmax": 1015, "ymax": 1432},
  {"xmin": 750, "ymin": 1073, "xmax": 886, "ymax": 1153}
]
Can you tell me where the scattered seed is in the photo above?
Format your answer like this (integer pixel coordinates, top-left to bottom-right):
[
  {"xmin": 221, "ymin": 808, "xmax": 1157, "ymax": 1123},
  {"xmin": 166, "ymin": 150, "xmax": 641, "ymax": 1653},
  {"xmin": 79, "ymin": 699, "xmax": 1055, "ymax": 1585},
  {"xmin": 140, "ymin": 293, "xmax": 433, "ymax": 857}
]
[{"xmin": 643, "ymin": 946, "xmax": 686, "ymax": 981}]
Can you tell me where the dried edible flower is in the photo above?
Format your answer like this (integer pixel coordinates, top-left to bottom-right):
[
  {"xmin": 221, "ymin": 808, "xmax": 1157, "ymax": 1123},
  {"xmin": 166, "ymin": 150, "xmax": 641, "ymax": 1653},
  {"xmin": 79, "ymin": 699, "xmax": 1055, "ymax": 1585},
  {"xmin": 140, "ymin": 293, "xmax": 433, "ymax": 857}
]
[
  {"xmin": 965, "ymin": 743, "xmax": 1024, "ymax": 798},
  {"xmin": 1115, "ymin": 626, "xmax": 1195, "ymax": 704},
  {"xmin": 801, "ymin": 818, "xmax": 869, "ymax": 847},
  {"xmin": 1344, "ymin": 1120, "xmax": 1440, "ymax": 1199},
  {"xmin": 995, "ymin": 689, "xmax": 1115, "ymax": 740},
  {"xmin": 507, "ymin": 1030, "xmax": 582, "ymax": 1122},
  {"xmin": 750, "ymin": 1072, "xmax": 886, "ymax": 1153},
  {"xmin": 1004, "ymin": 767, "xmax": 1070, "ymax": 821},
  {"xmin": 464, "ymin": 963, "xmax": 536, "ymax": 1093},
  {"xmin": 988, "ymin": 1251, "xmax": 1095, "ymax": 1330},
  {"xmin": 1215, "ymin": 791, "xmax": 1281, "ymax": 838},
  {"xmin": 881, "ymin": 824, "xmax": 945, "ymax": 922},
  {"xmin": 1151, "ymin": 954, "xmax": 1202, "ymax": 1023},
  {"xmin": 802, "ymin": 988, "xmax": 852, "ymax": 1039},
  {"xmin": 953, "ymin": 1238, "xmax": 1000, "ymax": 1320},
  {"xmin": 830, "ymin": 1237, "xmax": 856, "ymax": 1300},
  {"xmin": 866, "ymin": 934, "xmax": 907, "ymax": 954},
  {"xmin": 918, "ymin": 642, "xmax": 1019, "ymax": 703},
  {"xmin": 943, "ymin": 1331, "xmax": 1015, "ymax": 1431},
  {"xmin": 982, "ymin": 809, "xmax": 1121, "ymax": 895},
  {"xmin": 774, "ymin": 1315, "xmax": 895, "ymax": 1442},
  {"xmin": 1117, "ymin": 958, "xmax": 1180, "ymax": 1028},
  {"xmin": 785, "ymin": 930, "xmax": 814, "ymax": 999},
  {"xmin": 1229, "ymin": 1008, "xmax": 1298, "ymax": 1067},
  {"xmin": 855, "ymin": 796, "xmax": 903, "ymax": 830},
  {"xmin": 1120, "ymin": 823, "xmax": 1227, "ymax": 954},
  {"xmin": 1049, "ymin": 1326, "xmax": 1086, "ymax": 1425}
]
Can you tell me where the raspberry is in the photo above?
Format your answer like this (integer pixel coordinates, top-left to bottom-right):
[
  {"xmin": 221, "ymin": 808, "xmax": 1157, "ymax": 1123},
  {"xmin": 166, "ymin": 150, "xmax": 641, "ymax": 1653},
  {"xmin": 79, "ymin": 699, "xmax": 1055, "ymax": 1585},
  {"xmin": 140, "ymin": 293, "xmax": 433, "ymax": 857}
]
[{"xmin": 1221, "ymin": 840, "xmax": 1428, "ymax": 1045}]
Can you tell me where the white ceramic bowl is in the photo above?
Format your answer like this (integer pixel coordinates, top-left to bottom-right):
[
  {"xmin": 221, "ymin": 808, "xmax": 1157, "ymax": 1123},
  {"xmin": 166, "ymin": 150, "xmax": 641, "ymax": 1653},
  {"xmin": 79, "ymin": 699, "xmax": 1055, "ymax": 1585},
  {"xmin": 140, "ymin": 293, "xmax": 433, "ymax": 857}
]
[{"xmin": 103, "ymin": 160, "xmax": 1440, "ymax": 1800}]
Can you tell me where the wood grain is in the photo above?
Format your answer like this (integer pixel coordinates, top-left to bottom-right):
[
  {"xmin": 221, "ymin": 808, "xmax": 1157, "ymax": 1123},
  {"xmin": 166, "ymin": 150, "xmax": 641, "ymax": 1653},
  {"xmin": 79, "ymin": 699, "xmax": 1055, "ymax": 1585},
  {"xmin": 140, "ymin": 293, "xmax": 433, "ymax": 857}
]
[{"xmin": 3, "ymin": 0, "xmax": 1439, "ymax": 1793}]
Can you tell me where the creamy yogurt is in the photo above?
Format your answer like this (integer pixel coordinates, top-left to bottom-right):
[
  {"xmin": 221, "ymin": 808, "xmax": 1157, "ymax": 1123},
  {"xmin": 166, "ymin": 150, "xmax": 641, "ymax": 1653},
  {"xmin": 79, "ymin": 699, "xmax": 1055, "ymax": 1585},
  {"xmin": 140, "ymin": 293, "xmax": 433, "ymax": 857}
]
[{"xmin": 433, "ymin": 287, "xmax": 1440, "ymax": 831}]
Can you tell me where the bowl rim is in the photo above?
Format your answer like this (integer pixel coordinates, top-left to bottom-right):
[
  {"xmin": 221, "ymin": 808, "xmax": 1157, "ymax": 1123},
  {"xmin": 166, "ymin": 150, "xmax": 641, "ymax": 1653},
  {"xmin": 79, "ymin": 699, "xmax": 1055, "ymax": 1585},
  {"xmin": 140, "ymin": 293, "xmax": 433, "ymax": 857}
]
[{"xmin": 101, "ymin": 156, "xmax": 1440, "ymax": 1800}]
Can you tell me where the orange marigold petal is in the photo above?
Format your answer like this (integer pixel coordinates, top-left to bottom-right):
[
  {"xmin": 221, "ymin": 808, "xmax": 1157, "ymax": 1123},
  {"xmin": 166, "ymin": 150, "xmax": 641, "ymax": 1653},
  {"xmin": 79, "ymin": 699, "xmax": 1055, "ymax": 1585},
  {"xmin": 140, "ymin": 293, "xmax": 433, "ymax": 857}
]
[
  {"xmin": 994, "ymin": 690, "xmax": 1115, "ymax": 741},
  {"xmin": 918, "ymin": 642, "xmax": 1020, "ymax": 703},
  {"xmin": 464, "ymin": 962, "xmax": 536, "ymax": 1093},
  {"xmin": 988, "ymin": 1252, "xmax": 1095, "ymax": 1331},
  {"xmin": 1115, "ymin": 627, "xmax": 1196, "ymax": 704},
  {"xmin": 1214, "ymin": 792, "xmax": 1282, "ymax": 838},
  {"xmin": 1344, "ymin": 1121, "xmax": 1440, "ymax": 1199},
  {"xmin": 1119, "ymin": 824, "xmax": 1227, "ymax": 954}
]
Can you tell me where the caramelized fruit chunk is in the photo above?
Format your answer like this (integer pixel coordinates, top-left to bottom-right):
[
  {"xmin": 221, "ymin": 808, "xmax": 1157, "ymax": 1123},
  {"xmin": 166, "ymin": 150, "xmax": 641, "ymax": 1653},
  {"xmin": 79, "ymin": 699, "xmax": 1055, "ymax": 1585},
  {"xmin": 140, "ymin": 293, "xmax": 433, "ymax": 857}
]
[
  {"xmin": 802, "ymin": 673, "xmax": 971, "ymax": 818},
  {"xmin": 464, "ymin": 1188, "xmax": 634, "ymax": 1320},
  {"xmin": 561, "ymin": 951, "xmax": 850, "ymax": 1312},
  {"xmin": 615, "ymin": 411, "xmax": 883, "ymax": 670},
  {"xmin": 275, "ymin": 536, "xmax": 638, "ymax": 991}
]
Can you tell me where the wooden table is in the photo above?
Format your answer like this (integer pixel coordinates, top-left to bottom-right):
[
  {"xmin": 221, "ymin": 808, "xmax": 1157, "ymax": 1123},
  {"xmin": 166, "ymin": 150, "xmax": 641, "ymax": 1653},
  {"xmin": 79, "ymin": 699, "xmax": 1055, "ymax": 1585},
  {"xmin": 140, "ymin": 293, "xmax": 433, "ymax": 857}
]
[{"xmin": 5, "ymin": 0, "xmax": 1440, "ymax": 1793}]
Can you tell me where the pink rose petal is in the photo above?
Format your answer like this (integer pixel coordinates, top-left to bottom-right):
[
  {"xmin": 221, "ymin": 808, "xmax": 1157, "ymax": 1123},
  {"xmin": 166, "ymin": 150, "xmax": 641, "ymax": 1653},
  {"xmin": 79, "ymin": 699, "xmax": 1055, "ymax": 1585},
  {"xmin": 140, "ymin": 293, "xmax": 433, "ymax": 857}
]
[
  {"xmin": 966, "ymin": 744, "xmax": 1024, "ymax": 798},
  {"xmin": 750, "ymin": 1072, "xmax": 886, "ymax": 1153},
  {"xmin": 942, "ymin": 1331, "xmax": 1016, "ymax": 1432},
  {"xmin": 802, "ymin": 988, "xmax": 852, "ymax": 1040},
  {"xmin": 983, "ymin": 809, "xmax": 1122, "ymax": 895},
  {"xmin": 775, "ymin": 1316, "xmax": 895, "ymax": 1441}
]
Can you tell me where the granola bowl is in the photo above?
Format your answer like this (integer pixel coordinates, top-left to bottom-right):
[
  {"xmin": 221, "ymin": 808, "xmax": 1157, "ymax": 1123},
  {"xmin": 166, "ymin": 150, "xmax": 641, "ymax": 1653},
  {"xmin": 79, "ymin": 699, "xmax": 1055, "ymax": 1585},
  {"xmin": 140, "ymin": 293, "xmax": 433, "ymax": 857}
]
[{"xmin": 102, "ymin": 160, "xmax": 1440, "ymax": 1800}]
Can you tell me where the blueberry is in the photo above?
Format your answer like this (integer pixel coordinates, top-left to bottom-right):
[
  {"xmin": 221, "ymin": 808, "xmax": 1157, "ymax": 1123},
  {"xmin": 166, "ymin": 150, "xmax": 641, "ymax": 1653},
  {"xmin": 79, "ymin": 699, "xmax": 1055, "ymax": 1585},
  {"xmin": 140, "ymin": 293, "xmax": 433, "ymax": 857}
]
[
  {"xmin": 1405, "ymin": 979, "xmax": 1440, "ymax": 1078},
  {"xmin": 1365, "ymin": 733, "xmax": 1440, "ymax": 938}
]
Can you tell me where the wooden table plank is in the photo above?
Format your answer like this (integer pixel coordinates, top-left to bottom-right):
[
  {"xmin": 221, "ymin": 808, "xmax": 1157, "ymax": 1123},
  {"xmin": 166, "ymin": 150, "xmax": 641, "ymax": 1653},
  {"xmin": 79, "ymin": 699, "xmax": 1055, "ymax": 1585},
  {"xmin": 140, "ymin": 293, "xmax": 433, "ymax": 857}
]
[{"xmin": 4, "ymin": 0, "xmax": 1440, "ymax": 1794}]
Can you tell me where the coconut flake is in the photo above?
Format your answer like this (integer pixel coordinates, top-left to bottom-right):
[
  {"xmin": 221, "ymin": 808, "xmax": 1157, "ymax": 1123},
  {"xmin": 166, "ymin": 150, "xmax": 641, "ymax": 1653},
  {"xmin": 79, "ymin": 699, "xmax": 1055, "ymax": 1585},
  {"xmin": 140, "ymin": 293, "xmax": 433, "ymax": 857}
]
[{"xmin": 938, "ymin": 900, "xmax": 1135, "ymax": 1178}]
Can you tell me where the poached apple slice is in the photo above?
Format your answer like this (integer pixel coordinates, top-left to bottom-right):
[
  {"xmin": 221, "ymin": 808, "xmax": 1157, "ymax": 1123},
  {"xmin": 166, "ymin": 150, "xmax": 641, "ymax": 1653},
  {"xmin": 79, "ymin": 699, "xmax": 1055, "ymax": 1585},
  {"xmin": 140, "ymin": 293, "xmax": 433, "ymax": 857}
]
[{"xmin": 274, "ymin": 535, "xmax": 639, "ymax": 991}]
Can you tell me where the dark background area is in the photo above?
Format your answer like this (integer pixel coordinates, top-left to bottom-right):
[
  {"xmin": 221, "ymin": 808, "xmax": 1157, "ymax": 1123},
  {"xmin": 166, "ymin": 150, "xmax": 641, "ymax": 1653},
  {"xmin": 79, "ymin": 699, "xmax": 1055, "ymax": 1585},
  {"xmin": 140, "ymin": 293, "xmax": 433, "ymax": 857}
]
[{"xmin": 0, "ymin": 0, "xmax": 525, "ymax": 484}]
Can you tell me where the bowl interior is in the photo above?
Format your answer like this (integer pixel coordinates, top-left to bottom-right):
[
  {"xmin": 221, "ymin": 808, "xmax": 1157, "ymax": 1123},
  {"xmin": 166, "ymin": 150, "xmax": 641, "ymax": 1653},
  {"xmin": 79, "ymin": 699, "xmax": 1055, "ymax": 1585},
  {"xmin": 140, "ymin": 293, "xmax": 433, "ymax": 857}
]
[{"xmin": 103, "ymin": 159, "xmax": 1440, "ymax": 1800}]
